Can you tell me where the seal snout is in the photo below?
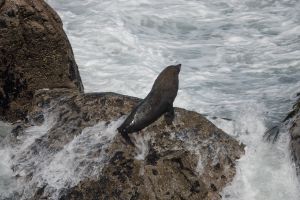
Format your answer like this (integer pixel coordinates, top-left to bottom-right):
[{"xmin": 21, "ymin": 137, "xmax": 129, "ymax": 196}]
[{"xmin": 174, "ymin": 64, "xmax": 181, "ymax": 73}]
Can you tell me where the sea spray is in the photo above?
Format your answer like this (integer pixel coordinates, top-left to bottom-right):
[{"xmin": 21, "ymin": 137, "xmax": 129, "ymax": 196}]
[
  {"xmin": 133, "ymin": 133, "xmax": 151, "ymax": 160},
  {"xmin": 0, "ymin": 114, "xmax": 125, "ymax": 199},
  {"xmin": 219, "ymin": 104, "xmax": 300, "ymax": 200}
]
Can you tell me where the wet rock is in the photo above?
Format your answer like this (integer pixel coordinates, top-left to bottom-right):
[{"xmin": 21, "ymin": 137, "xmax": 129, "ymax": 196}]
[
  {"xmin": 272, "ymin": 97, "xmax": 300, "ymax": 176},
  {"xmin": 23, "ymin": 88, "xmax": 244, "ymax": 200},
  {"xmin": 0, "ymin": 0, "xmax": 83, "ymax": 122},
  {"xmin": 289, "ymin": 99, "xmax": 300, "ymax": 175}
]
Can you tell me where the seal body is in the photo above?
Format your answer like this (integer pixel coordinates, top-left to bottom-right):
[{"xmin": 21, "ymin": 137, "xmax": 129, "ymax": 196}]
[{"xmin": 117, "ymin": 64, "xmax": 181, "ymax": 145}]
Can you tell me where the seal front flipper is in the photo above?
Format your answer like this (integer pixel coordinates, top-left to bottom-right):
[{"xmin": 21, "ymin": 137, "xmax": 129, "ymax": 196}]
[
  {"xmin": 164, "ymin": 104, "xmax": 175, "ymax": 125},
  {"xmin": 120, "ymin": 131, "xmax": 135, "ymax": 146}
]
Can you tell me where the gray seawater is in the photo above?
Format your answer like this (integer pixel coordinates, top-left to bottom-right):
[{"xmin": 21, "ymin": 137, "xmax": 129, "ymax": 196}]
[{"xmin": 1, "ymin": 0, "xmax": 300, "ymax": 199}]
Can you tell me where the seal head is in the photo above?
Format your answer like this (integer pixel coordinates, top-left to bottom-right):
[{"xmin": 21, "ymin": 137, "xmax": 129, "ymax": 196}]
[{"xmin": 117, "ymin": 64, "xmax": 181, "ymax": 145}]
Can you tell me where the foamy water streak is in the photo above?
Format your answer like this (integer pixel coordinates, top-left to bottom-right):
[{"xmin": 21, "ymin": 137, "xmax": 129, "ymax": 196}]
[
  {"xmin": 133, "ymin": 133, "xmax": 151, "ymax": 160},
  {"xmin": 0, "ymin": 114, "xmax": 56, "ymax": 200},
  {"xmin": 217, "ymin": 104, "xmax": 300, "ymax": 200},
  {"xmin": 0, "ymin": 122, "xmax": 15, "ymax": 199},
  {"xmin": 0, "ymin": 115, "xmax": 124, "ymax": 199},
  {"xmin": 41, "ymin": 119, "xmax": 122, "ymax": 196}
]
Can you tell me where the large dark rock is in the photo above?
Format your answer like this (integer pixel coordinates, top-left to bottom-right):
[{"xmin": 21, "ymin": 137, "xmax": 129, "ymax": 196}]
[
  {"xmin": 6, "ymin": 89, "xmax": 244, "ymax": 200},
  {"xmin": 0, "ymin": 0, "xmax": 83, "ymax": 122}
]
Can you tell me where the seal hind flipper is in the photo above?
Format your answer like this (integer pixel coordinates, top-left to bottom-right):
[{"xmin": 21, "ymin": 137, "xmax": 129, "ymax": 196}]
[{"xmin": 164, "ymin": 104, "xmax": 175, "ymax": 125}]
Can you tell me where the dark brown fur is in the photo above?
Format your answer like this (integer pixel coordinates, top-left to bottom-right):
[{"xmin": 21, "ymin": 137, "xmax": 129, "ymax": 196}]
[{"xmin": 117, "ymin": 64, "xmax": 181, "ymax": 145}]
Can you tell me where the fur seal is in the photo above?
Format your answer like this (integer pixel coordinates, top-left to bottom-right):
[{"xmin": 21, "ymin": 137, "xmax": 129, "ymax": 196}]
[{"xmin": 117, "ymin": 64, "xmax": 181, "ymax": 145}]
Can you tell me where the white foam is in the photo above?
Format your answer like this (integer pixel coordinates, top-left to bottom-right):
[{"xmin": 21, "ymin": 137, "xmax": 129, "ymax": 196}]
[
  {"xmin": 0, "ymin": 115, "xmax": 125, "ymax": 199},
  {"xmin": 0, "ymin": 148, "xmax": 16, "ymax": 199},
  {"xmin": 42, "ymin": 118, "xmax": 123, "ymax": 191},
  {"xmin": 0, "ymin": 121, "xmax": 12, "ymax": 139},
  {"xmin": 133, "ymin": 133, "xmax": 151, "ymax": 160},
  {"xmin": 219, "ymin": 104, "xmax": 300, "ymax": 200},
  {"xmin": 195, "ymin": 151, "xmax": 205, "ymax": 175},
  {"xmin": 18, "ymin": 115, "xmax": 55, "ymax": 152},
  {"xmin": 0, "ymin": 114, "xmax": 56, "ymax": 199}
]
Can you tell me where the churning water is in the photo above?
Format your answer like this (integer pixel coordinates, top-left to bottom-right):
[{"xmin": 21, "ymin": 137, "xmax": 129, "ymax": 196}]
[{"xmin": 1, "ymin": 0, "xmax": 300, "ymax": 199}]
